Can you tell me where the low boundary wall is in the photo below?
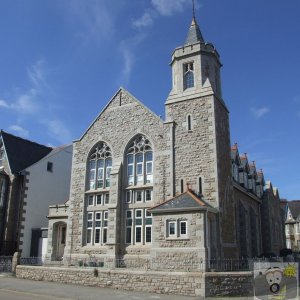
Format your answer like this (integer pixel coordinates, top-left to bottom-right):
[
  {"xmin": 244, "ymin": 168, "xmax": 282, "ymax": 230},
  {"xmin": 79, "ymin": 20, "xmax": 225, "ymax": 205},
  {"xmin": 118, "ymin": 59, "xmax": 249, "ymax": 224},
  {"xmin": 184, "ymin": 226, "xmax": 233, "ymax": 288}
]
[
  {"xmin": 16, "ymin": 265, "xmax": 204, "ymax": 297},
  {"xmin": 205, "ymin": 272, "xmax": 254, "ymax": 297}
]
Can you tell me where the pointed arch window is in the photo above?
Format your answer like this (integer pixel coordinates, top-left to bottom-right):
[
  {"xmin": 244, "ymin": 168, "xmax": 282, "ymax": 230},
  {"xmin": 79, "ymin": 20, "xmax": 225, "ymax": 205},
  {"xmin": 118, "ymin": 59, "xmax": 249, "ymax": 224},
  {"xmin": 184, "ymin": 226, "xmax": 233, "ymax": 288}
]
[
  {"xmin": 126, "ymin": 135, "xmax": 153, "ymax": 186},
  {"xmin": 88, "ymin": 142, "xmax": 112, "ymax": 190},
  {"xmin": 183, "ymin": 62, "xmax": 194, "ymax": 90}
]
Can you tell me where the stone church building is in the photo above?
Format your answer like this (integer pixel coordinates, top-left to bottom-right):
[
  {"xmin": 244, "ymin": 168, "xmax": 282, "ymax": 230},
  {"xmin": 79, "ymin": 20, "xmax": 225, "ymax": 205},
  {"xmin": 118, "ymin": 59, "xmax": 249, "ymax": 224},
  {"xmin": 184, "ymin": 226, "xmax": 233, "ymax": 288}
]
[{"xmin": 46, "ymin": 16, "xmax": 285, "ymax": 268}]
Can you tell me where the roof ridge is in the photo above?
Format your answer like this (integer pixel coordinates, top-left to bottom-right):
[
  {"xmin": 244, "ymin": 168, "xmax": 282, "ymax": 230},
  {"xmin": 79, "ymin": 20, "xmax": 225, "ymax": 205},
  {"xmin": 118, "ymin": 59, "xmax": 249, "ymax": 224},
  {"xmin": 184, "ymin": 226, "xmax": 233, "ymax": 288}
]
[{"xmin": 1, "ymin": 130, "xmax": 52, "ymax": 150}]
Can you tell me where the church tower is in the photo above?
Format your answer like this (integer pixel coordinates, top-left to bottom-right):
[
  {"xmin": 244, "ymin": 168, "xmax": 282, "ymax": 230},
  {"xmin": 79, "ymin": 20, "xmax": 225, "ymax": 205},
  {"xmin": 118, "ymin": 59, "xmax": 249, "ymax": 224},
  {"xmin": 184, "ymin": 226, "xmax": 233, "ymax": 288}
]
[{"xmin": 165, "ymin": 14, "xmax": 236, "ymax": 257}]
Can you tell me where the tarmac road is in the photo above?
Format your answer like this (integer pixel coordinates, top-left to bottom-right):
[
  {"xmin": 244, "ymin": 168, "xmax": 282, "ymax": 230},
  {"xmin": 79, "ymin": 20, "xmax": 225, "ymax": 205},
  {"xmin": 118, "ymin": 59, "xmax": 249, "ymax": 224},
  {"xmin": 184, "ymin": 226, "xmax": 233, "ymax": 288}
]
[
  {"xmin": 0, "ymin": 275, "xmax": 254, "ymax": 300},
  {"xmin": 0, "ymin": 276, "xmax": 195, "ymax": 300}
]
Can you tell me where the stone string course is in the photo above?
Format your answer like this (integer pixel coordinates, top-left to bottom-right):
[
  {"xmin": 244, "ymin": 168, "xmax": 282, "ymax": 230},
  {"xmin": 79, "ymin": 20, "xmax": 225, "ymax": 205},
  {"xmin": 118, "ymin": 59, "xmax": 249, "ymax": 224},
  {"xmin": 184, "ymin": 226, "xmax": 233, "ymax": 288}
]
[{"xmin": 16, "ymin": 265, "xmax": 205, "ymax": 297}]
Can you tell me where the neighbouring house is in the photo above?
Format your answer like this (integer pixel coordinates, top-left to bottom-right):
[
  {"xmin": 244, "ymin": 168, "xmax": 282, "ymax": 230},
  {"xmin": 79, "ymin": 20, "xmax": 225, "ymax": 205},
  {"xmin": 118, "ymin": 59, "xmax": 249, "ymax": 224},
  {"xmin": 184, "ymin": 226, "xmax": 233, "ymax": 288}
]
[
  {"xmin": 0, "ymin": 130, "xmax": 72, "ymax": 257},
  {"xmin": 45, "ymin": 15, "xmax": 285, "ymax": 268},
  {"xmin": 282, "ymin": 200, "xmax": 300, "ymax": 251}
]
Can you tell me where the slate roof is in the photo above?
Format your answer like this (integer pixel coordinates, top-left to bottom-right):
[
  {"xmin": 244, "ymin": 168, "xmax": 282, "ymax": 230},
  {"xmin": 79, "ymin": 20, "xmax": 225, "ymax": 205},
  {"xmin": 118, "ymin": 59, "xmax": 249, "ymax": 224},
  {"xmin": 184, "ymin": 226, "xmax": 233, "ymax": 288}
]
[
  {"xmin": 240, "ymin": 155, "xmax": 249, "ymax": 171},
  {"xmin": 256, "ymin": 170, "xmax": 265, "ymax": 184},
  {"xmin": 287, "ymin": 200, "xmax": 300, "ymax": 220},
  {"xmin": 185, "ymin": 17, "xmax": 204, "ymax": 45},
  {"xmin": 0, "ymin": 130, "xmax": 52, "ymax": 174},
  {"xmin": 149, "ymin": 190, "xmax": 210, "ymax": 214}
]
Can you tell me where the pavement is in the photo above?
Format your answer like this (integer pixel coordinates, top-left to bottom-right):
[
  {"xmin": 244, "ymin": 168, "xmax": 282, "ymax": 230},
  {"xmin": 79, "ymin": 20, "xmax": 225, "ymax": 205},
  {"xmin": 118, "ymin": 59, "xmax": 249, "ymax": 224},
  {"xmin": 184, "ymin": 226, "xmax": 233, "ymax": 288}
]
[{"xmin": 0, "ymin": 274, "xmax": 254, "ymax": 300}]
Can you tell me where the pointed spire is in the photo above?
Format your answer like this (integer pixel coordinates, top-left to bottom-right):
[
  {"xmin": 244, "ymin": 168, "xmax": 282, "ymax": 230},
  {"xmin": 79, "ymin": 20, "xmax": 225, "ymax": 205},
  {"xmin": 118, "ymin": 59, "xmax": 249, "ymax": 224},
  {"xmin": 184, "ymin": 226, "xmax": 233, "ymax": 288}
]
[{"xmin": 185, "ymin": 0, "xmax": 204, "ymax": 45}]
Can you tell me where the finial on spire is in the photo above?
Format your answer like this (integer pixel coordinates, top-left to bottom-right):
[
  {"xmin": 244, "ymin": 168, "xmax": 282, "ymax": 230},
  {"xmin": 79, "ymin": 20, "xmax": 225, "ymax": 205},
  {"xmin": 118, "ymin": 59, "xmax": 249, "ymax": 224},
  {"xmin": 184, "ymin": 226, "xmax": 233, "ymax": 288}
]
[
  {"xmin": 192, "ymin": 0, "xmax": 195, "ymax": 19},
  {"xmin": 185, "ymin": 0, "xmax": 204, "ymax": 45}
]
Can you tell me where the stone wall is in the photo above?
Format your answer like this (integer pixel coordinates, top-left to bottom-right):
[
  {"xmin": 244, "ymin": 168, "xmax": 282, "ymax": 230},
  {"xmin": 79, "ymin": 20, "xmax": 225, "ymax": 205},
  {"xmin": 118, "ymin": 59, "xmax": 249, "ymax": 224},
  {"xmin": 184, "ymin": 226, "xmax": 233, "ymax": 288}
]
[
  {"xmin": 234, "ymin": 185, "xmax": 261, "ymax": 258},
  {"xmin": 16, "ymin": 265, "xmax": 204, "ymax": 297},
  {"xmin": 150, "ymin": 211, "xmax": 206, "ymax": 271},
  {"xmin": 205, "ymin": 272, "xmax": 254, "ymax": 297},
  {"xmin": 165, "ymin": 96, "xmax": 218, "ymax": 206},
  {"xmin": 65, "ymin": 89, "xmax": 172, "ymax": 260}
]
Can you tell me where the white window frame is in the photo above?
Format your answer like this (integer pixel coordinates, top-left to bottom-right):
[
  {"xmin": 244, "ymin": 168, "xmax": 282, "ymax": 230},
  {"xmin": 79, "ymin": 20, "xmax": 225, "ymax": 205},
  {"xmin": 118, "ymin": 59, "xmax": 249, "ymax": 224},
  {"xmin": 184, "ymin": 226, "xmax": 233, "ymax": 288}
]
[
  {"xmin": 88, "ymin": 142, "xmax": 112, "ymax": 191},
  {"xmin": 89, "ymin": 160, "xmax": 96, "ymax": 190},
  {"xmin": 168, "ymin": 221, "xmax": 177, "ymax": 237},
  {"xmin": 94, "ymin": 212, "xmax": 101, "ymax": 245},
  {"xmin": 126, "ymin": 136, "xmax": 153, "ymax": 187},
  {"xmin": 85, "ymin": 210, "xmax": 109, "ymax": 246},
  {"xmin": 124, "ymin": 209, "xmax": 152, "ymax": 245},
  {"xmin": 96, "ymin": 194, "xmax": 102, "ymax": 205},
  {"xmin": 145, "ymin": 152, "xmax": 153, "ymax": 184},
  {"xmin": 104, "ymin": 193, "xmax": 110, "ymax": 205},
  {"xmin": 135, "ymin": 209, "xmax": 143, "ymax": 244},
  {"xmin": 183, "ymin": 62, "xmax": 194, "ymax": 90},
  {"xmin": 145, "ymin": 189, "xmax": 152, "ymax": 202},
  {"xmin": 105, "ymin": 159, "xmax": 112, "ymax": 188},
  {"xmin": 166, "ymin": 219, "xmax": 188, "ymax": 239},
  {"xmin": 125, "ymin": 210, "xmax": 133, "ymax": 244},
  {"xmin": 88, "ymin": 195, "xmax": 94, "ymax": 206},
  {"xmin": 179, "ymin": 220, "xmax": 187, "ymax": 236},
  {"xmin": 145, "ymin": 210, "xmax": 152, "ymax": 244},
  {"xmin": 135, "ymin": 190, "xmax": 143, "ymax": 203},
  {"xmin": 126, "ymin": 190, "xmax": 131, "ymax": 203},
  {"xmin": 86, "ymin": 212, "xmax": 93, "ymax": 244},
  {"xmin": 103, "ymin": 211, "xmax": 108, "ymax": 244}
]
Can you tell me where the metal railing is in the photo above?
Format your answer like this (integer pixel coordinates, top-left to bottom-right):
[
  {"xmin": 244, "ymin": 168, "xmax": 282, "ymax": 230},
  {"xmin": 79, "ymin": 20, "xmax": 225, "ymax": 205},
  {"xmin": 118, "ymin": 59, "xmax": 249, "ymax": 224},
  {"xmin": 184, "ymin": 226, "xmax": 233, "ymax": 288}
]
[
  {"xmin": 0, "ymin": 256, "xmax": 13, "ymax": 272},
  {"xmin": 18, "ymin": 256, "xmax": 292, "ymax": 272},
  {"xmin": 20, "ymin": 257, "xmax": 43, "ymax": 266}
]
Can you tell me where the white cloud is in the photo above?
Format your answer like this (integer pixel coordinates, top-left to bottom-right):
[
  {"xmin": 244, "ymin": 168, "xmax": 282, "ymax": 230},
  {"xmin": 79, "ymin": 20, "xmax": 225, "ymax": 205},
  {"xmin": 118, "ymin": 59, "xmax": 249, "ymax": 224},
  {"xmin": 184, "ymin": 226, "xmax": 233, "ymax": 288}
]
[
  {"xmin": 0, "ymin": 90, "xmax": 39, "ymax": 115},
  {"xmin": 12, "ymin": 89, "xmax": 40, "ymax": 115},
  {"xmin": 132, "ymin": 12, "xmax": 154, "ymax": 29},
  {"xmin": 43, "ymin": 119, "xmax": 72, "ymax": 144},
  {"xmin": 1, "ymin": 59, "xmax": 72, "ymax": 144},
  {"xmin": 119, "ymin": 34, "xmax": 145, "ymax": 85},
  {"xmin": 8, "ymin": 125, "xmax": 29, "ymax": 137},
  {"xmin": 0, "ymin": 99, "xmax": 10, "ymax": 108},
  {"xmin": 27, "ymin": 59, "xmax": 48, "ymax": 89},
  {"xmin": 66, "ymin": 1, "xmax": 113, "ymax": 45},
  {"xmin": 293, "ymin": 95, "xmax": 300, "ymax": 103},
  {"xmin": 250, "ymin": 107, "xmax": 270, "ymax": 119},
  {"xmin": 151, "ymin": 0, "xmax": 186, "ymax": 16}
]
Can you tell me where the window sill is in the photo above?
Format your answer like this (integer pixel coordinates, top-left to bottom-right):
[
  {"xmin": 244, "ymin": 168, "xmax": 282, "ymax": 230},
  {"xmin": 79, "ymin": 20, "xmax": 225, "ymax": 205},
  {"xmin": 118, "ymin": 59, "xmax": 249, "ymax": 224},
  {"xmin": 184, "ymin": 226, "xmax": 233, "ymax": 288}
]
[
  {"xmin": 82, "ymin": 245, "xmax": 108, "ymax": 249},
  {"xmin": 85, "ymin": 188, "xmax": 110, "ymax": 194},
  {"xmin": 125, "ymin": 185, "xmax": 153, "ymax": 190},
  {"xmin": 166, "ymin": 236, "xmax": 189, "ymax": 241}
]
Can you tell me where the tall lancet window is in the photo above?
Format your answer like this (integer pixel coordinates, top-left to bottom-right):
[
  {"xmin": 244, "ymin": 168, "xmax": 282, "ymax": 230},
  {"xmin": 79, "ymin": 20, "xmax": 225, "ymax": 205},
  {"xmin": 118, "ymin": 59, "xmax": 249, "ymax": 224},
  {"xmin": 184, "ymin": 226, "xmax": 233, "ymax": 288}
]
[
  {"xmin": 88, "ymin": 142, "xmax": 112, "ymax": 190},
  {"xmin": 126, "ymin": 135, "xmax": 153, "ymax": 187},
  {"xmin": 125, "ymin": 135, "xmax": 153, "ymax": 245},
  {"xmin": 183, "ymin": 62, "xmax": 194, "ymax": 90}
]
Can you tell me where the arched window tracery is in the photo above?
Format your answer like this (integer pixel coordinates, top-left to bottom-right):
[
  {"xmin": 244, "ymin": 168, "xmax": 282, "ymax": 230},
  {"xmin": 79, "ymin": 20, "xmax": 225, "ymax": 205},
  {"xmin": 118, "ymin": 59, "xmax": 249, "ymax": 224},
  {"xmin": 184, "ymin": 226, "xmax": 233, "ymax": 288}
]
[
  {"xmin": 125, "ymin": 135, "xmax": 153, "ymax": 245},
  {"xmin": 126, "ymin": 136, "xmax": 153, "ymax": 186},
  {"xmin": 88, "ymin": 142, "xmax": 112, "ymax": 190}
]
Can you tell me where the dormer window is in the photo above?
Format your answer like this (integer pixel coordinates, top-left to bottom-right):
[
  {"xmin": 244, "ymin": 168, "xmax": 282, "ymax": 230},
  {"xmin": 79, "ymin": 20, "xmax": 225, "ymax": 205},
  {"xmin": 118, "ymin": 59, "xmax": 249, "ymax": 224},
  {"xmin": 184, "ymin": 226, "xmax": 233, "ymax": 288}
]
[{"xmin": 183, "ymin": 62, "xmax": 194, "ymax": 90}]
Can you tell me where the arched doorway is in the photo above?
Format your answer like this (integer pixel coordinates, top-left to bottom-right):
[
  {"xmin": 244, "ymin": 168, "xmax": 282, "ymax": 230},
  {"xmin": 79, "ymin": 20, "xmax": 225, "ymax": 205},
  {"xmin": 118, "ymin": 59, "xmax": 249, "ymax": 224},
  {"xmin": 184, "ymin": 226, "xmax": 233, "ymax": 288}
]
[{"xmin": 52, "ymin": 222, "xmax": 67, "ymax": 261}]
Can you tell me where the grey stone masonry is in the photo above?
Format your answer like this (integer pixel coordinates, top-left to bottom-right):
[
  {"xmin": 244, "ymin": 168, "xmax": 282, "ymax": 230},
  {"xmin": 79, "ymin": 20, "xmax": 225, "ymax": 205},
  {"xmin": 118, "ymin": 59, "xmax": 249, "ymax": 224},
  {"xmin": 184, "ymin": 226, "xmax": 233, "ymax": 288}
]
[
  {"xmin": 16, "ymin": 265, "xmax": 205, "ymax": 297},
  {"xmin": 205, "ymin": 272, "xmax": 254, "ymax": 297},
  {"xmin": 64, "ymin": 88, "xmax": 173, "ymax": 262}
]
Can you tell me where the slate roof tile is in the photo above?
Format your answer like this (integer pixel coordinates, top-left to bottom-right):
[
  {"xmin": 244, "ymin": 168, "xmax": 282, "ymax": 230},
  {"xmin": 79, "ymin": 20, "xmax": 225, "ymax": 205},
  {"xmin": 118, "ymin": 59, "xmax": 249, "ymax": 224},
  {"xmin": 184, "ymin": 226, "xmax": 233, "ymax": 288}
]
[{"xmin": 1, "ymin": 130, "xmax": 52, "ymax": 174}]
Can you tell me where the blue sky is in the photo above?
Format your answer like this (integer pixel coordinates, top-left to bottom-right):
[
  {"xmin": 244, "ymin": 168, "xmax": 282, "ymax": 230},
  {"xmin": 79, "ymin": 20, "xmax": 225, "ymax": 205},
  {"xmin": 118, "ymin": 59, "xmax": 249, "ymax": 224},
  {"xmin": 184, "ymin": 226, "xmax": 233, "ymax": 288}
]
[{"xmin": 0, "ymin": 0, "xmax": 299, "ymax": 200}]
